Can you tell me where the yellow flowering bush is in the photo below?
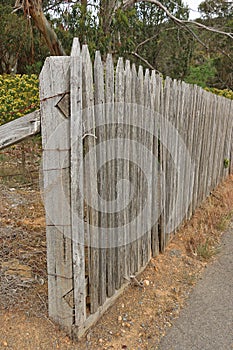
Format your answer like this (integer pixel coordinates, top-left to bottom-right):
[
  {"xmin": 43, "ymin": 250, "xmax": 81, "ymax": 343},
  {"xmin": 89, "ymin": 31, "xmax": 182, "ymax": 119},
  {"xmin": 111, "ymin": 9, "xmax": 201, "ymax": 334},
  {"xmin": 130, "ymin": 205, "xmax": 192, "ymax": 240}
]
[
  {"xmin": 205, "ymin": 87, "xmax": 233, "ymax": 100},
  {"xmin": 0, "ymin": 74, "xmax": 39, "ymax": 125}
]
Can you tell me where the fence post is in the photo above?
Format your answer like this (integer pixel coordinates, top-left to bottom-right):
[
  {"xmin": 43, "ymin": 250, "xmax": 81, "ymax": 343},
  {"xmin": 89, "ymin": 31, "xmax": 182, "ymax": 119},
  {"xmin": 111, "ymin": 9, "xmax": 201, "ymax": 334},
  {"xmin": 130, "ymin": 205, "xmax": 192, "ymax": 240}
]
[
  {"xmin": 70, "ymin": 38, "xmax": 87, "ymax": 333},
  {"xmin": 40, "ymin": 56, "xmax": 74, "ymax": 333}
]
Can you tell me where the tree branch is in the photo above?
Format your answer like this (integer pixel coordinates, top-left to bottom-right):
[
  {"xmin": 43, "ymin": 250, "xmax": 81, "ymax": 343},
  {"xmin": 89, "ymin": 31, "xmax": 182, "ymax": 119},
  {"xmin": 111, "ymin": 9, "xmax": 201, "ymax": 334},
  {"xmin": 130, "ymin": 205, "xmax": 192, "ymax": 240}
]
[
  {"xmin": 135, "ymin": 34, "xmax": 160, "ymax": 51},
  {"xmin": 130, "ymin": 51, "xmax": 162, "ymax": 75},
  {"xmin": 122, "ymin": 0, "xmax": 233, "ymax": 40}
]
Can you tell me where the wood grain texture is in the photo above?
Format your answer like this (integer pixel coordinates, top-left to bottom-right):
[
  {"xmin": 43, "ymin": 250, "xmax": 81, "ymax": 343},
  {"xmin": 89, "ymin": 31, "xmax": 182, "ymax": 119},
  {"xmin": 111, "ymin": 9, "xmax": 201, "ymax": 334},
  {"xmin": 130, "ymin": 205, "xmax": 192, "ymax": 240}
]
[
  {"xmin": 94, "ymin": 50, "xmax": 107, "ymax": 306},
  {"xmin": 70, "ymin": 39, "xmax": 87, "ymax": 328},
  {"xmin": 0, "ymin": 110, "xmax": 40, "ymax": 150},
  {"xmin": 105, "ymin": 53, "xmax": 116, "ymax": 297},
  {"xmin": 38, "ymin": 39, "xmax": 233, "ymax": 338},
  {"xmin": 82, "ymin": 45, "xmax": 100, "ymax": 314},
  {"xmin": 115, "ymin": 57, "xmax": 125, "ymax": 290},
  {"xmin": 40, "ymin": 56, "xmax": 73, "ymax": 333}
]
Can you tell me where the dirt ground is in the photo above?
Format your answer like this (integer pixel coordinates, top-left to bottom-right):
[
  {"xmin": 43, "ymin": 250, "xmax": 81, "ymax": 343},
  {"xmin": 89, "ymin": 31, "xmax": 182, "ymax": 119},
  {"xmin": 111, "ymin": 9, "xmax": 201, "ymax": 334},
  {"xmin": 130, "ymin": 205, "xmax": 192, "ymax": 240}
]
[{"xmin": 0, "ymin": 140, "xmax": 233, "ymax": 350}]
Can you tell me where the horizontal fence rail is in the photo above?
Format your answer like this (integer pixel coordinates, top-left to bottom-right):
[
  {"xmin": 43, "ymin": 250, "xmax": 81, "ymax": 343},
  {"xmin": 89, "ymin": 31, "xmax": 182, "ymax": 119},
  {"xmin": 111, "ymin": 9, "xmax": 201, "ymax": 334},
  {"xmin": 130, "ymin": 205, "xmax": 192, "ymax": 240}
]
[{"xmin": 0, "ymin": 110, "xmax": 41, "ymax": 150}]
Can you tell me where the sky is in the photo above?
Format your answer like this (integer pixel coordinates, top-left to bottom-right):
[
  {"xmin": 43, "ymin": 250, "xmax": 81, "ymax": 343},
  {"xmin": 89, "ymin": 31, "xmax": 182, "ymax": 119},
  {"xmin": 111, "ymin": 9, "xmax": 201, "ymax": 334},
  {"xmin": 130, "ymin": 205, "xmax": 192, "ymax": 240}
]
[{"xmin": 185, "ymin": 0, "xmax": 203, "ymax": 19}]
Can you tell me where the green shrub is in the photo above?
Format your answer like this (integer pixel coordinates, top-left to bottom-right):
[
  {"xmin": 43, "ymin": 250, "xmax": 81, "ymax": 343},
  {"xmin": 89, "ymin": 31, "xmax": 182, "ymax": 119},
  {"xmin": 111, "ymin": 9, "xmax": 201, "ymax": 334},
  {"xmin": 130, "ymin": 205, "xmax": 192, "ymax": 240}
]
[{"xmin": 0, "ymin": 74, "xmax": 39, "ymax": 125}]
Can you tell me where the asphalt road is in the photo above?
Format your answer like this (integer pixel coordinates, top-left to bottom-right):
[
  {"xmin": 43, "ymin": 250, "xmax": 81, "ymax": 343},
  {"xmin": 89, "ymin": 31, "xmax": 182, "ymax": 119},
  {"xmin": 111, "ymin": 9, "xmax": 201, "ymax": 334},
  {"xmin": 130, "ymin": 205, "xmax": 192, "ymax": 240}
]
[{"xmin": 158, "ymin": 222, "xmax": 233, "ymax": 350}]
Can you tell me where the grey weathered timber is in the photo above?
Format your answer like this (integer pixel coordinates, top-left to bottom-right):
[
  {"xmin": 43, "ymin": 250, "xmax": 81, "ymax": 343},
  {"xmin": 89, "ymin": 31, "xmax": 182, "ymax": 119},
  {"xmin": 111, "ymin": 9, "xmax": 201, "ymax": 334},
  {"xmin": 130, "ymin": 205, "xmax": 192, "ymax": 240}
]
[
  {"xmin": 130, "ymin": 63, "xmax": 140, "ymax": 272},
  {"xmin": 94, "ymin": 51, "xmax": 107, "ymax": 306},
  {"xmin": 136, "ymin": 65, "xmax": 144, "ymax": 264},
  {"xmin": 40, "ymin": 56, "xmax": 73, "ymax": 333},
  {"xmin": 105, "ymin": 53, "xmax": 116, "ymax": 297},
  {"xmin": 160, "ymin": 77, "xmax": 170, "ymax": 250},
  {"xmin": 150, "ymin": 70, "xmax": 159, "ymax": 257},
  {"xmin": 82, "ymin": 45, "xmax": 100, "ymax": 314},
  {"xmin": 142, "ymin": 68, "xmax": 152, "ymax": 265},
  {"xmin": 0, "ymin": 110, "xmax": 41, "ymax": 150},
  {"xmin": 171, "ymin": 79, "xmax": 180, "ymax": 230},
  {"xmin": 188, "ymin": 83, "xmax": 198, "ymax": 217},
  {"xmin": 124, "ymin": 59, "xmax": 132, "ymax": 278},
  {"xmin": 223, "ymin": 99, "xmax": 233, "ymax": 178},
  {"xmin": 192, "ymin": 85, "xmax": 203, "ymax": 211},
  {"xmin": 37, "ymin": 38, "xmax": 233, "ymax": 339},
  {"xmin": 163, "ymin": 77, "xmax": 172, "ymax": 245},
  {"xmin": 115, "ymin": 57, "xmax": 126, "ymax": 290},
  {"xmin": 70, "ymin": 39, "xmax": 87, "ymax": 329},
  {"xmin": 182, "ymin": 81, "xmax": 193, "ymax": 222}
]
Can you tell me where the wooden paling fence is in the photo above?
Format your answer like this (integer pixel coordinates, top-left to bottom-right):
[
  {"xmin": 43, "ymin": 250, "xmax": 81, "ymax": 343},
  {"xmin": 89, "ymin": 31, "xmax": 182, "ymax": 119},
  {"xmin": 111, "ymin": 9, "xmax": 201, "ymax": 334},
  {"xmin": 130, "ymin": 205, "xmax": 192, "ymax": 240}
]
[
  {"xmin": 39, "ymin": 38, "xmax": 233, "ymax": 336},
  {"xmin": 1, "ymin": 37, "xmax": 232, "ymax": 337}
]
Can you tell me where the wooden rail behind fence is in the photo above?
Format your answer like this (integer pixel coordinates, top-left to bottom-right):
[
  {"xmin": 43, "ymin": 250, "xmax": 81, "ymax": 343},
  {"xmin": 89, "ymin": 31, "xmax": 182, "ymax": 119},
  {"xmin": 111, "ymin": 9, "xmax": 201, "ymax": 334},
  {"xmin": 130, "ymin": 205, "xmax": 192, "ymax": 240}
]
[{"xmin": 0, "ymin": 37, "xmax": 232, "ymax": 338}]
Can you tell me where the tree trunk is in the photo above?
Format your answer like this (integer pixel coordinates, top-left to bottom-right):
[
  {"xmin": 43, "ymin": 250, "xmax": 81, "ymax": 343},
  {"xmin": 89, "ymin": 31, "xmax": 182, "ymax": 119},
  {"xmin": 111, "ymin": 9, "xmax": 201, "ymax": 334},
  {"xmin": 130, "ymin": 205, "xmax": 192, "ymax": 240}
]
[
  {"xmin": 99, "ymin": 0, "xmax": 117, "ymax": 35},
  {"xmin": 25, "ymin": 0, "xmax": 66, "ymax": 56}
]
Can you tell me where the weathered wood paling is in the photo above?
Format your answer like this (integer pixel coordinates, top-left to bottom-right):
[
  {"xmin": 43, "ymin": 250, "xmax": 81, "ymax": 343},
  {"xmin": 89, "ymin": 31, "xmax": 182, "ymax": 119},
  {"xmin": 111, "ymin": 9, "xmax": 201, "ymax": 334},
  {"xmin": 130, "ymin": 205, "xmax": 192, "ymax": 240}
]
[
  {"xmin": 40, "ymin": 56, "xmax": 73, "ymax": 333},
  {"xmin": 115, "ymin": 57, "xmax": 125, "ymax": 290},
  {"xmin": 94, "ymin": 51, "xmax": 107, "ymax": 306},
  {"xmin": 150, "ymin": 70, "xmax": 159, "ymax": 257},
  {"xmin": 136, "ymin": 65, "xmax": 144, "ymax": 264},
  {"xmin": 82, "ymin": 45, "xmax": 100, "ymax": 315},
  {"xmin": 70, "ymin": 38, "xmax": 87, "ymax": 329},
  {"xmin": 105, "ymin": 53, "xmax": 116, "ymax": 297},
  {"xmin": 124, "ymin": 59, "xmax": 132, "ymax": 278}
]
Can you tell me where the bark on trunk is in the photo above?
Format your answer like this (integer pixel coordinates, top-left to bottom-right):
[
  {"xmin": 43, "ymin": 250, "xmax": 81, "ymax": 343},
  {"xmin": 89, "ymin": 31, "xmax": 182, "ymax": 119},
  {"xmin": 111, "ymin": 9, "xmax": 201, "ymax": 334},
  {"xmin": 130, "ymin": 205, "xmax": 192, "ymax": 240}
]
[{"xmin": 27, "ymin": 0, "xmax": 66, "ymax": 56}]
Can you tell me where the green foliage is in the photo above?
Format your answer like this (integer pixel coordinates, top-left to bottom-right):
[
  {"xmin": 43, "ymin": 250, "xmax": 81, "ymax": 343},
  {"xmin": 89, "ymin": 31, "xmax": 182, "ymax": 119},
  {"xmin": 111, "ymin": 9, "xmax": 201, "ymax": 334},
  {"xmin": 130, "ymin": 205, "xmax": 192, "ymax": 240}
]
[
  {"xmin": 185, "ymin": 59, "xmax": 216, "ymax": 88},
  {"xmin": 223, "ymin": 158, "xmax": 230, "ymax": 169},
  {"xmin": 196, "ymin": 238, "xmax": 220, "ymax": 260},
  {"xmin": 199, "ymin": 0, "xmax": 233, "ymax": 19},
  {"xmin": 0, "ymin": 74, "xmax": 39, "ymax": 125},
  {"xmin": 0, "ymin": 4, "xmax": 30, "ymax": 73}
]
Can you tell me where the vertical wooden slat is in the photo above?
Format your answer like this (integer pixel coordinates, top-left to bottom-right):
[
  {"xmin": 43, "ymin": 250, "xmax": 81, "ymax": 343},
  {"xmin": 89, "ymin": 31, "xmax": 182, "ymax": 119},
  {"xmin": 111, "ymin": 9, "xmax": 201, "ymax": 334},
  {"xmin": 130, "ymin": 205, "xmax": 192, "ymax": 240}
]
[
  {"xmin": 150, "ymin": 71, "xmax": 160, "ymax": 257},
  {"xmin": 192, "ymin": 85, "xmax": 203, "ymax": 211},
  {"xmin": 181, "ymin": 81, "xmax": 194, "ymax": 221},
  {"xmin": 94, "ymin": 51, "xmax": 107, "ymax": 306},
  {"xmin": 130, "ymin": 63, "xmax": 140, "ymax": 272},
  {"xmin": 155, "ymin": 74, "xmax": 164, "ymax": 252},
  {"xmin": 136, "ymin": 65, "xmax": 144, "ymax": 266},
  {"xmin": 220, "ymin": 98, "xmax": 232, "ymax": 180},
  {"xmin": 202, "ymin": 91, "xmax": 212, "ymax": 199},
  {"xmin": 163, "ymin": 77, "xmax": 173, "ymax": 246},
  {"xmin": 177, "ymin": 81, "xmax": 187, "ymax": 231},
  {"xmin": 124, "ymin": 60, "xmax": 132, "ymax": 278},
  {"xmin": 70, "ymin": 39, "xmax": 87, "ymax": 328},
  {"xmin": 172, "ymin": 79, "xmax": 181, "ymax": 229},
  {"xmin": 215, "ymin": 97, "xmax": 225, "ymax": 185},
  {"xmin": 160, "ymin": 77, "xmax": 171, "ymax": 250},
  {"xmin": 142, "ymin": 68, "xmax": 152, "ymax": 265},
  {"xmin": 199, "ymin": 92, "xmax": 210, "ymax": 202},
  {"xmin": 195, "ymin": 88, "xmax": 206, "ymax": 208},
  {"xmin": 223, "ymin": 99, "xmax": 233, "ymax": 177},
  {"xmin": 115, "ymin": 57, "xmax": 125, "ymax": 289},
  {"xmin": 187, "ymin": 83, "xmax": 198, "ymax": 217},
  {"xmin": 40, "ymin": 56, "xmax": 73, "ymax": 333},
  {"xmin": 205, "ymin": 91, "xmax": 215, "ymax": 194},
  {"xmin": 82, "ymin": 45, "xmax": 99, "ymax": 314},
  {"xmin": 105, "ymin": 53, "xmax": 115, "ymax": 297},
  {"xmin": 209, "ymin": 94, "xmax": 218, "ymax": 190}
]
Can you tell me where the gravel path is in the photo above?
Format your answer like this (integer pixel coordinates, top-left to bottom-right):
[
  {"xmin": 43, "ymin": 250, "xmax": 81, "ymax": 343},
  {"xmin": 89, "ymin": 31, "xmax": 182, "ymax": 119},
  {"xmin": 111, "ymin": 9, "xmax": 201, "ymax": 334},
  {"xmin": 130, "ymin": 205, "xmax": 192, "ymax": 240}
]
[{"xmin": 158, "ymin": 222, "xmax": 233, "ymax": 350}]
